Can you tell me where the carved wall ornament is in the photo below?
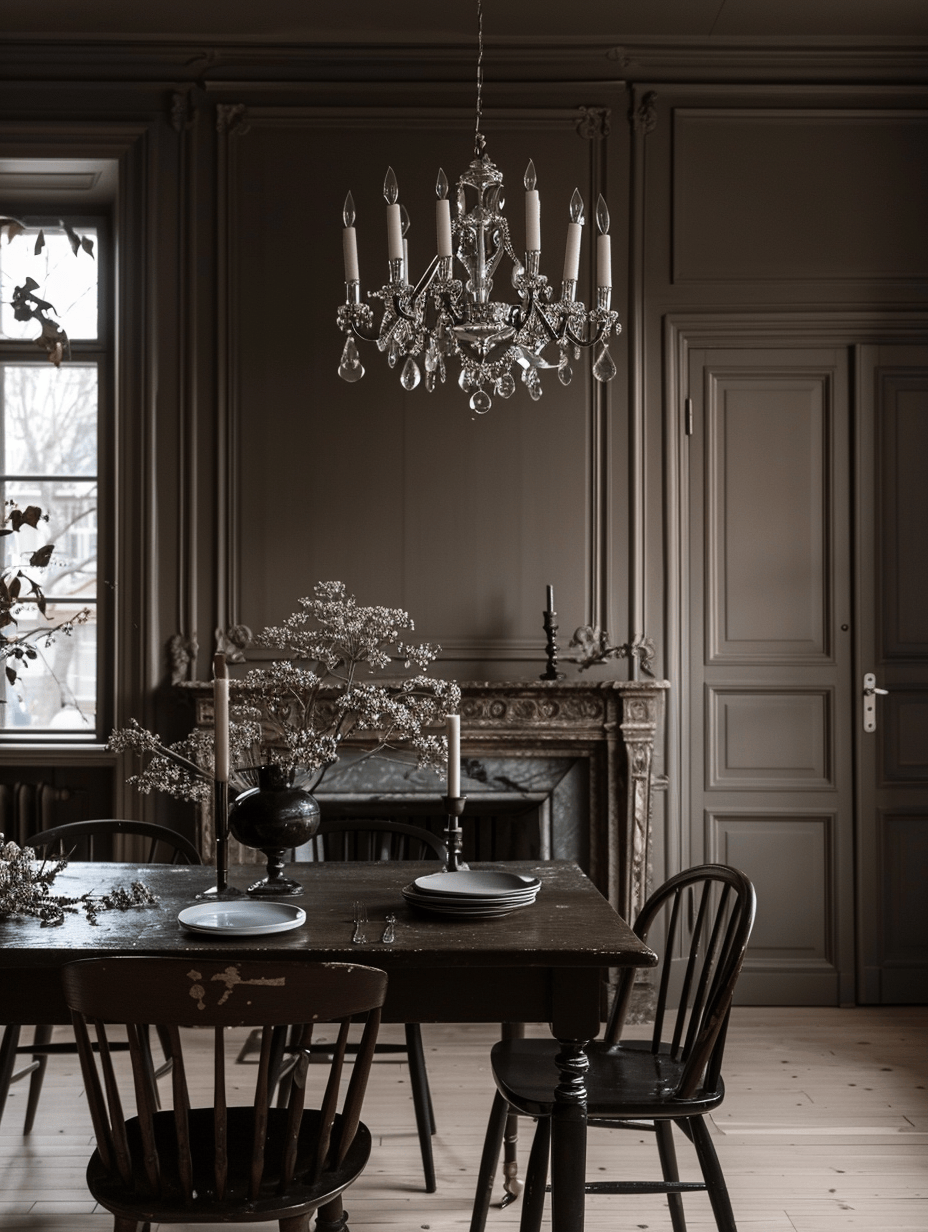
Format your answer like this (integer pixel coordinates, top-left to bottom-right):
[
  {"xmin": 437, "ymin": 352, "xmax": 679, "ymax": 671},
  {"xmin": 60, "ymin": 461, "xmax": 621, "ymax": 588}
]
[
  {"xmin": 167, "ymin": 633, "xmax": 199, "ymax": 686},
  {"xmin": 216, "ymin": 103, "xmax": 248, "ymax": 135},
  {"xmin": 214, "ymin": 624, "xmax": 252, "ymax": 663},
  {"xmin": 576, "ymin": 106, "xmax": 612, "ymax": 140},
  {"xmin": 631, "ymin": 91, "xmax": 658, "ymax": 136},
  {"xmin": 569, "ymin": 625, "xmax": 657, "ymax": 677},
  {"xmin": 169, "ymin": 89, "xmax": 196, "ymax": 133}
]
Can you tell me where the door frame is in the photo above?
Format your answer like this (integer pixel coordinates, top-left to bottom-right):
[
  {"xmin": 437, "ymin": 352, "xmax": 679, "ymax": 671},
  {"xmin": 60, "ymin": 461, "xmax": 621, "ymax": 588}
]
[{"xmin": 662, "ymin": 311, "xmax": 928, "ymax": 1004}]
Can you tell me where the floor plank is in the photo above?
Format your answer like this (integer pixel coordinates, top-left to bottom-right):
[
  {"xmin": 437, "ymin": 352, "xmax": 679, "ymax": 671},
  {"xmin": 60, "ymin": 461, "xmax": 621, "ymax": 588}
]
[{"xmin": 0, "ymin": 1008, "xmax": 925, "ymax": 1231}]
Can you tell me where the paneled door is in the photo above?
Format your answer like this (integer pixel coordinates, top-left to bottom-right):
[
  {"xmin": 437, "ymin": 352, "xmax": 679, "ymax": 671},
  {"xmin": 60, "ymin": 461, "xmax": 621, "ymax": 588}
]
[
  {"xmin": 856, "ymin": 346, "xmax": 928, "ymax": 1003},
  {"xmin": 687, "ymin": 348, "xmax": 855, "ymax": 1004}
]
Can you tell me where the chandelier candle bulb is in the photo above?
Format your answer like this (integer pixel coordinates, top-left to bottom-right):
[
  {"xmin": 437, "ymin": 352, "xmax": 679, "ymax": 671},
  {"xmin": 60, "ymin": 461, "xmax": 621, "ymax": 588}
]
[
  {"xmin": 212, "ymin": 652, "xmax": 229, "ymax": 784},
  {"xmin": 436, "ymin": 168, "xmax": 454, "ymax": 257},
  {"xmin": 524, "ymin": 159, "xmax": 541, "ymax": 252},
  {"xmin": 446, "ymin": 714, "xmax": 461, "ymax": 798},
  {"xmin": 597, "ymin": 233, "xmax": 612, "ymax": 289}
]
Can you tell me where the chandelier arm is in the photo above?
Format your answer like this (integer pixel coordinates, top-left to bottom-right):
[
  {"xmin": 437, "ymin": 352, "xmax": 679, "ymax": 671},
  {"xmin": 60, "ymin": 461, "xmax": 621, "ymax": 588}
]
[
  {"xmin": 410, "ymin": 255, "xmax": 442, "ymax": 303},
  {"xmin": 563, "ymin": 321, "xmax": 608, "ymax": 349},
  {"xmin": 346, "ymin": 319, "xmax": 382, "ymax": 344},
  {"xmin": 390, "ymin": 292, "xmax": 420, "ymax": 324}
]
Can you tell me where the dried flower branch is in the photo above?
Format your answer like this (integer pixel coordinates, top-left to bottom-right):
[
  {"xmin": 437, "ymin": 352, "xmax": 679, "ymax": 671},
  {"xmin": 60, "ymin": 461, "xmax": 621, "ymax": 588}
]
[
  {"xmin": 111, "ymin": 581, "xmax": 461, "ymax": 801},
  {"xmin": 0, "ymin": 837, "xmax": 159, "ymax": 927}
]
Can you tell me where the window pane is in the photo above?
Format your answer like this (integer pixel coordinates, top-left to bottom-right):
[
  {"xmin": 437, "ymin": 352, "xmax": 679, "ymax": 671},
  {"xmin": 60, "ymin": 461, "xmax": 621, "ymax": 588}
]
[
  {"xmin": 1, "ymin": 364, "xmax": 97, "ymax": 475},
  {"xmin": 0, "ymin": 228, "xmax": 98, "ymax": 341},
  {"xmin": 0, "ymin": 601, "xmax": 96, "ymax": 732},
  {"xmin": 1, "ymin": 481, "xmax": 97, "ymax": 602}
]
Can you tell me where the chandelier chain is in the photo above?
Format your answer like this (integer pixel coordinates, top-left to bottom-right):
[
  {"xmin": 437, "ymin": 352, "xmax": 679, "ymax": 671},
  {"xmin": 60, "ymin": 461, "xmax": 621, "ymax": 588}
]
[{"xmin": 474, "ymin": 0, "xmax": 486, "ymax": 156}]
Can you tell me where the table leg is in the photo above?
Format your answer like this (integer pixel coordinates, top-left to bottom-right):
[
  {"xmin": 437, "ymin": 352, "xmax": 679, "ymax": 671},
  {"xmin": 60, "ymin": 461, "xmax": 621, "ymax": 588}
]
[
  {"xmin": 549, "ymin": 1037, "xmax": 590, "ymax": 1232},
  {"xmin": 500, "ymin": 1021, "xmax": 525, "ymax": 1207}
]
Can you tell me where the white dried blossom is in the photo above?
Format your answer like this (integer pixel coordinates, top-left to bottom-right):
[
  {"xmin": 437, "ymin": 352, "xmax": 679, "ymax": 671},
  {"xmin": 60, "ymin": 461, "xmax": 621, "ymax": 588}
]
[{"xmin": 111, "ymin": 582, "xmax": 461, "ymax": 799}]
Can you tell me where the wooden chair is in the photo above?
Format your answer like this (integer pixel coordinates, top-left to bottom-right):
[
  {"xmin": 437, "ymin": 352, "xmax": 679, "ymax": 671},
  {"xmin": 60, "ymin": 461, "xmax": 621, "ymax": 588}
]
[
  {"xmin": 288, "ymin": 817, "xmax": 446, "ymax": 1192},
  {"xmin": 61, "ymin": 956, "xmax": 388, "ymax": 1232},
  {"xmin": 0, "ymin": 820, "xmax": 201, "ymax": 1134},
  {"xmin": 470, "ymin": 864, "xmax": 757, "ymax": 1232}
]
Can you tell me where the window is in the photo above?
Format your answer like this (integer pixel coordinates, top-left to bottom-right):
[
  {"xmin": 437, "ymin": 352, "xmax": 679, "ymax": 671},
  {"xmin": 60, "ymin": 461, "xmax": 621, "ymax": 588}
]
[{"xmin": 0, "ymin": 216, "xmax": 107, "ymax": 737}]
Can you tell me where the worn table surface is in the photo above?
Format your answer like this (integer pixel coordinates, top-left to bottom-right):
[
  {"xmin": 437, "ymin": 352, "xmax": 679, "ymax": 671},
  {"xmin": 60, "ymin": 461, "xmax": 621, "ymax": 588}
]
[{"xmin": 0, "ymin": 860, "xmax": 655, "ymax": 1034}]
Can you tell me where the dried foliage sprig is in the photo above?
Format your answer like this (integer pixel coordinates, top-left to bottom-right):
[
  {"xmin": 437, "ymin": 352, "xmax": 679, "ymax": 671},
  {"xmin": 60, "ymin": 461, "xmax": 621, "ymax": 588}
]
[
  {"xmin": 0, "ymin": 837, "xmax": 159, "ymax": 927},
  {"xmin": 111, "ymin": 581, "xmax": 461, "ymax": 801}
]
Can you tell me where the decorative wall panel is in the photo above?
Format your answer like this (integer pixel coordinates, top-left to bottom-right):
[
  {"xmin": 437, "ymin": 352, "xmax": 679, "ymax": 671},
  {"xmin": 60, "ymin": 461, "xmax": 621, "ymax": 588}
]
[
  {"xmin": 706, "ymin": 372, "xmax": 829, "ymax": 663},
  {"xmin": 708, "ymin": 810, "xmax": 834, "ymax": 967},
  {"xmin": 673, "ymin": 110, "xmax": 928, "ymax": 284},
  {"xmin": 882, "ymin": 688, "xmax": 928, "ymax": 783},
  {"xmin": 707, "ymin": 687, "xmax": 833, "ymax": 790},
  {"xmin": 880, "ymin": 812, "xmax": 928, "ymax": 968},
  {"xmin": 879, "ymin": 376, "xmax": 928, "ymax": 658}
]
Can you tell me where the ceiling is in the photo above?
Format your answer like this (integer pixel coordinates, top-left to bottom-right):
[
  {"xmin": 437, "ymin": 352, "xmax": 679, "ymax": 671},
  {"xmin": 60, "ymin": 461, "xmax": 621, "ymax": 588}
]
[{"xmin": 6, "ymin": 0, "xmax": 928, "ymax": 42}]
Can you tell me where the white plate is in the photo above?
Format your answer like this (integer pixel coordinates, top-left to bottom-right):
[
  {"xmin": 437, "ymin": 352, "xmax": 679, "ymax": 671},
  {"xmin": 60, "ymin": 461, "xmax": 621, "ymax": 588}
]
[
  {"xmin": 412, "ymin": 871, "xmax": 541, "ymax": 899},
  {"xmin": 177, "ymin": 901, "xmax": 306, "ymax": 936},
  {"xmin": 404, "ymin": 890, "xmax": 539, "ymax": 909},
  {"xmin": 402, "ymin": 886, "xmax": 538, "ymax": 917}
]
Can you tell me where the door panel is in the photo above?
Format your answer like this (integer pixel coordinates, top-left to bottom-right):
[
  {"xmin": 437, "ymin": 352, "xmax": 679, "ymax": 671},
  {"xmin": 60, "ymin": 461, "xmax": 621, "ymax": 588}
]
[
  {"xmin": 857, "ymin": 346, "xmax": 928, "ymax": 1003},
  {"xmin": 689, "ymin": 348, "xmax": 855, "ymax": 1004}
]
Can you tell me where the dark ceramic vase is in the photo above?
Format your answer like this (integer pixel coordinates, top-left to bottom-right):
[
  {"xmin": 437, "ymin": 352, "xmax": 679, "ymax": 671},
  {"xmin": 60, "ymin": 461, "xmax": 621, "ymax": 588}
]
[{"xmin": 229, "ymin": 765, "xmax": 320, "ymax": 896}]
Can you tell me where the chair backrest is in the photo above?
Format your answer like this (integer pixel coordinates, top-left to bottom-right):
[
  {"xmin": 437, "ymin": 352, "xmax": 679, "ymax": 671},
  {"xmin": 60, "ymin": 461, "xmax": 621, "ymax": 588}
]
[
  {"xmin": 605, "ymin": 864, "xmax": 756, "ymax": 1099},
  {"xmin": 61, "ymin": 957, "xmax": 388, "ymax": 1208},
  {"xmin": 26, "ymin": 819, "xmax": 202, "ymax": 865},
  {"xmin": 302, "ymin": 818, "xmax": 448, "ymax": 863}
]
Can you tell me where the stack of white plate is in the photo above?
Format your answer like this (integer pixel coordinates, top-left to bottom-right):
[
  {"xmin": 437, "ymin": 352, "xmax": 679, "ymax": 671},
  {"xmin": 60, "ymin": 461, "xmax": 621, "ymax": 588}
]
[{"xmin": 401, "ymin": 870, "xmax": 541, "ymax": 918}]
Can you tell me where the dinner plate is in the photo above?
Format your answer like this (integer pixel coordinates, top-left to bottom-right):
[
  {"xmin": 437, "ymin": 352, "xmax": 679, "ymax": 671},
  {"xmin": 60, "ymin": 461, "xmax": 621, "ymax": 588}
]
[
  {"xmin": 412, "ymin": 870, "xmax": 541, "ymax": 898},
  {"xmin": 177, "ymin": 901, "xmax": 306, "ymax": 936},
  {"xmin": 401, "ymin": 895, "xmax": 531, "ymax": 919},
  {"xmin": 405, "ymin": 890, "xmax": 539, "ymax": 909}
]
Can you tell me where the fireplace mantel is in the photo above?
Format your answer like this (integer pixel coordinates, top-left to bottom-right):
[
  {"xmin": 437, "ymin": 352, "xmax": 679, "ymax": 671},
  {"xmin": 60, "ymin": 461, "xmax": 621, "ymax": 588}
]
[{"xmin": 187, "ymin": 678, "xmax": 668, "ymax": 920}]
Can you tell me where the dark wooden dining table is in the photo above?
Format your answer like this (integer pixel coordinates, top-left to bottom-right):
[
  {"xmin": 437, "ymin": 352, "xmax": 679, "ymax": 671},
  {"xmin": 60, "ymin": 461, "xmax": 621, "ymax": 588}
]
[{"xmin": 0, "ymin": 858, "xmax": 656, "ymax": 1232}]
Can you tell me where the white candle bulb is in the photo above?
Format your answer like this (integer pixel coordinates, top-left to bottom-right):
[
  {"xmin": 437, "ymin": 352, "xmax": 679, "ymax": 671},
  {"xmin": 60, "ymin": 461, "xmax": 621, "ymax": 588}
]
[
  {"xmin": 446, "ymin": 714, "xmax": 461, "ymax": 798},
  {"xmin": 384, "ymin": 166, "xmax": 404, "ymax": 262},
  {"xmin": 213, "ymin": 652, "xmax": 230, "ymax": 784},
  {"xmin": 597, "ymin": 233, "xmax": 612, "ymax": 289},
  {"xmin": 435, "ymin": 168, "xmax": 453, "ymax": 258},
  {"xmin": 524, "ymin": 160, "xmax": 541, "ymax": 253},
  {"xmin": 563, "ymin": 188, "xmax": 585, "ymax": 283}
]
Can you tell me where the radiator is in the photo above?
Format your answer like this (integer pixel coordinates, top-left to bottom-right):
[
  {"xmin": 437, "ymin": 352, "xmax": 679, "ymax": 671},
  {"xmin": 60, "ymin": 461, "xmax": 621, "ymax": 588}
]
[{"xmin": 0, "ymin": 783, "xmax": 71, "ymax": 846}]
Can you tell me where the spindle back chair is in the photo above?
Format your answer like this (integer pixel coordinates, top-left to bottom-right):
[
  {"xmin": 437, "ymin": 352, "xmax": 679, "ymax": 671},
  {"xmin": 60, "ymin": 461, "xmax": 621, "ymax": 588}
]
[
  {"xmin": 0, "ymin": 820, "xmax": 201, "ymax": 1135},
  {"xmin": 471, "ymin": 864, "xmax": 756, "ymax": 1232},
  {"xmin": 61, "ymin": 956, "xmax": 388, "ymax": 1232}
]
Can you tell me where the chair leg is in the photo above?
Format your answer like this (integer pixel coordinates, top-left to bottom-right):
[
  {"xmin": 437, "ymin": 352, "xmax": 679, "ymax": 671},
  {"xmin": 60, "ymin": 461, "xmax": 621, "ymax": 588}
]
[
  {"xmin": 0, "ymin": 1025, "xmax": 22, "ymax": 1130},
  {"xmin": 655, "ymin": 1119, "xmax": 688, "ymax": 1232},
  {"xmin": 470, "ymin": 1090, "xmax": 509, "ymax": 1232},
  {"xmin": 519, "ymin": 1116, "xmax": 551, "ymax": 1232},
  {"xmin": 315, "ymin": 1196, "xmax": 349, "ymax": 1232},
  {"xmin": 689, "ymin": 1115, "xmax": 737, "ymax": 1232},
  {"xmin": 23, "ymin": 1024, "xmax": 53, "ymax": 1134},
  {"xmin": 404, "ymin": 1023, "xmax": 436, "ymax": 1192}
]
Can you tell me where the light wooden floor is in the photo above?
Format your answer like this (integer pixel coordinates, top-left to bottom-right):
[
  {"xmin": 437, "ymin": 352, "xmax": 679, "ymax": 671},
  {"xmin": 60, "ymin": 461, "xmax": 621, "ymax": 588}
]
[{"xmin": 1, "ymin": 1007, "xmax": 926, "ymax": 1231}]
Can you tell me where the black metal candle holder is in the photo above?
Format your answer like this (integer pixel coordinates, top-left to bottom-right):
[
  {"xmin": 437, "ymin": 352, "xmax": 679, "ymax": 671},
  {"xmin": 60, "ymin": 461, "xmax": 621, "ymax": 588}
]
[
  {"xmin": 540, "ymin": 609, "xmax": 565, "ymax": 681},
  {"xmin": 197, "ymin": 779, "xmax": 244, "ymax": 899},
  {"xmin": 442, "ymin": 795, "xmax": 469, "ymax": 872}
]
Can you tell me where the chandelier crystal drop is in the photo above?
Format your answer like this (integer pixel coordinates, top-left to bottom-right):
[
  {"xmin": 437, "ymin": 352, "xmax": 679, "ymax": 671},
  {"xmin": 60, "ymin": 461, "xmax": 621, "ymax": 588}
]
[{"xmin": 336, "ymin": 0, "xmax": 620, "ymax": 413}]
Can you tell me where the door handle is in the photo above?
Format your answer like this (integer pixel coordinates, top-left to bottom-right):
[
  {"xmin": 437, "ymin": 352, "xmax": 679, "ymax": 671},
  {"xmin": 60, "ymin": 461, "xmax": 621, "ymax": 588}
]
[{"xmin": 863, "ymin": 672, "xmax": 888, "ymax": 733}]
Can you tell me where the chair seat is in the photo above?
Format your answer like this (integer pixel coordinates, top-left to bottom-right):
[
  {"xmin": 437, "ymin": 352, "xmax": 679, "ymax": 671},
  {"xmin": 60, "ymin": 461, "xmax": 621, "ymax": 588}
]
[
  {"xmin": 490, "ymin": 1037, "xmax": 726, "ymax": 1121},
  {"xmin": 87, "ymin": 1106, "xmax": 372, "ymax": 1223}
]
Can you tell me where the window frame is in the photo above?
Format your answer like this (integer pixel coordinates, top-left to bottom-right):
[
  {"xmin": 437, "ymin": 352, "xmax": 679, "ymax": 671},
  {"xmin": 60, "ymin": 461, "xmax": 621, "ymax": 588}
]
[{"xmin": 0, "ymin": 210, "xmax": 113, "ymax": 743}]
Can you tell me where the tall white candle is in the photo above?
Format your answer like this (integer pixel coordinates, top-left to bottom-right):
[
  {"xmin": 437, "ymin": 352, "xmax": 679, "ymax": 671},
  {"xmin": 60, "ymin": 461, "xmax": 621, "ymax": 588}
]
[
  {"xmin": 387, "ymin": 203, "xmax": 404, "ymax": 261},
  {"xmin": 342, "ymin": 226, "xmax": 359, "ymax": 282},
  {"xmin": 546, "ymin": 584, "xmax": 554, "ymax": 612},
  {"xmin": 446, "ymin": 714, "xmax": 461, "ymax": 798},
  {"xmin": 436, "ymin": 197, "xmax": 453, "ymax": 258},
  {"xmin": 563, "ymin": 221, "xmax": 582, "ymax": 283},
  {"xmin": 597, "ymin": 232, "xmax": 612, "ymax": 289},
  {"xmin": 525, "ymin": 189, "xmax": 541, "ymax": 252},
  {"xmin": 213, "ymin": 652, "xmax": 230, "ymax": 784}
]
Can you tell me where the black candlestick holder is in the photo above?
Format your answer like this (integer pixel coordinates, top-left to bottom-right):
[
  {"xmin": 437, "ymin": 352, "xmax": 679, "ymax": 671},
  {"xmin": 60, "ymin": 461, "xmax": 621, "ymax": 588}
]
[
  {"xmin": 442, "ymin": 795, "xmax": 469, "ymax": 872},
  {"xmin": 540, "ymin": 609, "xmax": 565, "ymax": 681},
  {"xmin": 196, "ymin": 780, "xmax": 245, "ymax": 900}
]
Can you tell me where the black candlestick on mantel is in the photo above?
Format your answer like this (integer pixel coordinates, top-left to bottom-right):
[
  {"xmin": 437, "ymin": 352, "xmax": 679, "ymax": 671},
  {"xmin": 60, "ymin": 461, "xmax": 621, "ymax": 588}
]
[
  {"xmin": 442, "ymin": 795, "xmax": 469, "ymax": 872},
  {"xmin": 540, "ymin": 609, "xmax": 565, "ymax": 681}
]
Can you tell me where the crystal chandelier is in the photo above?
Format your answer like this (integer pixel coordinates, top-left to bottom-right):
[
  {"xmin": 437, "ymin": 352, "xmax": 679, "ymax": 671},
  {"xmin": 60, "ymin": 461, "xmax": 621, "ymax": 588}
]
[{"xmin": 336, "ymin": 0, "xmax": 621, "ymax": 414}]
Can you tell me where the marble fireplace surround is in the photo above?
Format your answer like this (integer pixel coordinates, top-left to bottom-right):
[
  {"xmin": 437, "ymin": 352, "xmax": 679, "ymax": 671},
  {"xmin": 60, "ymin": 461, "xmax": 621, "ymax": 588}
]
[{"xmin": 192, "ymin": 680, "xmax": 668, "ymax": 920}]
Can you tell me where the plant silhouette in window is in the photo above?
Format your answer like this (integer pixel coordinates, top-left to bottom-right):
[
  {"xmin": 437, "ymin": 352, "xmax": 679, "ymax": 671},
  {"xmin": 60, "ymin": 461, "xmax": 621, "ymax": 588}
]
[
  {"xmin": 1, "ymin": 215, "xmax": 94, "ymax": 367},
  {"xmin": 0, "ymin": 502, "xmax": 91, "ymax": 691}
]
